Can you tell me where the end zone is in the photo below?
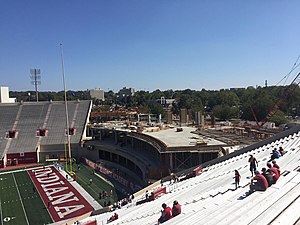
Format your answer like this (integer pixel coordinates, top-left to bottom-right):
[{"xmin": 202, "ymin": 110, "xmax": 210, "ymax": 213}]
[{"xmin": 28, "ymin": 166, "xmax": 94, "ymax": 222}]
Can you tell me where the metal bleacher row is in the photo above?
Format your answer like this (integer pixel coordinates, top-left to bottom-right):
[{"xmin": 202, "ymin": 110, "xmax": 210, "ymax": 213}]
[
  {"xmin": 79, "ymin": 129, "xmax": 300, "ymax": 225},
  {"xmin": 0, "ymin": 105, "xmax": 19, "ymax": 153},
  {"xmin": 9, "ymin": 104, "xmax": 48, "ymax": 151},
  {"xmin": 0, "ymin": 100, "xmax": 91, "ymax": 157}
]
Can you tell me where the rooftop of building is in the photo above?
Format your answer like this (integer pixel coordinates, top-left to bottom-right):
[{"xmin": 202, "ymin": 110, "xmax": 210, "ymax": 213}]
[{"xmin": 143, "ymin": 126, "xmax": 226, "ymax": 147}]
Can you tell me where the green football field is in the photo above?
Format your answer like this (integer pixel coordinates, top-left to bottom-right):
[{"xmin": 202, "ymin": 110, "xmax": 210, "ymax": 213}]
[
  {"xmin": 0, "ymin": 171, "xmax": 52, "ymax": 225},
  {"xmin": 0, "ymin": 163, "xmax": 119, "ymax": 225},
  {"xmin": 72, "ymin": 163, "xmax": 118, "ymax": 206}
]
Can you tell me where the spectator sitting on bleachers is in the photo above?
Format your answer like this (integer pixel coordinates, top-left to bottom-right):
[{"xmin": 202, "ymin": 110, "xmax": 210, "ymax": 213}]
[
  {"xmin": 172, "ymin": 200, "xmax": 181, "ymax": 217},
  {"xmin": 170, "ymin": 173, "xmax": 179, "ymax": 184},
  {"xmin": 270, "ymin": 149, "xmax": 281, "ymax": 161},
  {"xmin": 112, "ymin": 203, "xmax": 118, "ymax": 210},
  {"xmin": 261, "ymin": 167, "xmax": 274, "ymax": 187},
  {"xmin": 158, "ymin": 203, "xmax": 173, "ymax": 224},
  {"xmin": 121, "ymin": 199, "xmax": 127, "ymax": 206},
  {"xmin": 276, "ymin": 148, "xmax": 282, "ymax": 156},
  {"xmin": 145, "ymin": 190, "xmax": 149, "ymax": 199},
  {"xmin": 107, "ymin": 213, "xmax": 118, "ymax": 223},
  {"xmin": 250, "ymin": 171, "xmax": 268, "ymax": 192},
  {"xmin": 272, "ymin": 160, "xmax": 280, "ymax": 174},
  {"xmin": 173, "ymin": 174, "xmax": 179, "ymax": 183},
  {"xmin": 114, "ymin": 213, "xmax": 118, "ymax": 220},
  {"xmin": 279, "ymin": 146, "xmax": 286, "ymax": 156},
  {"xmin": 267, "ymin": 162, "xmax": 280, "ymax": 183},
  {"xmin": 272, "ymin": 162, "xmax": 281, "ymax": 182}
]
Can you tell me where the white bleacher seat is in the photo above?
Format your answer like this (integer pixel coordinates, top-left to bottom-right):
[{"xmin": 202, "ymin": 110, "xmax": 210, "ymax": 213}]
[{"xmin": 79, "ymin": 130, "xmax": 300, "ymax": 225}]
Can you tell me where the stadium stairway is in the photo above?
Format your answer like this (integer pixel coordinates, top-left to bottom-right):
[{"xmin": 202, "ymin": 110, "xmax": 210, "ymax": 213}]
[{"xmin": 206, "ymin": 172, "xmax": 300, "ymax": 225}]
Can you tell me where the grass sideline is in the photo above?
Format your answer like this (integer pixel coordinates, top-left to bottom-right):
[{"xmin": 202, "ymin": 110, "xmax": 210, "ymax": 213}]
[
  {"xmin": 0, "ymin": 171, "xmax": 52, "ymax": 225},
  {"xmin": 71, "ymin": 163, "xmax": 118, "ymax": 206}
]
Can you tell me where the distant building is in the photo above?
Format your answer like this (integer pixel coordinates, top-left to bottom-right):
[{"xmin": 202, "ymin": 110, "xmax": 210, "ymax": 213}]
[
  {"xmin": 158, "ymin": 97, "xmax": 176, "ymax": 106},
  {"xmin": 89, "ymin": 88, "xmax": 105, "ymax": 101},
  {"xmin": 118, "ymin": 87, "xmax": 135, "ymax": 97},
  {"xmin": 0, "ymin": 87, "xmax": 16, "ymax": 103}
]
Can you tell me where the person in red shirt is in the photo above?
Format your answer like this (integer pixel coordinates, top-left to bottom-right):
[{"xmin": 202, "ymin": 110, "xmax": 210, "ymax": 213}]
[
  {"xmin": 158, "ymin": 203, "xmax": 173, "ymax": 224},
  {"xmin": 267, "ymin": 162, "xmax": 280, "ymax": 183},
  {"xmin": 113, "ymin": 213, "xmax": 118, "ymax": 220},
  {"xmin": 107, "ymin": 215, "xmax": 115, "ymax": 223},
  {"xmin": 272, "ymin": 160, "xmax": 281, "ymax": 175},
  {"xmin": 250, "ymin": 171, "xmax": 268, "ymax": 192},
  {"xmin": 107, "ymin": 213, "xmax": 118, "ymax": 223},
  {"xmin": 172, "ymin": 200, "xmax": 181, "ymax": 217},
  {"xmin": 261, "ymin": 167, "xmax": 274, "ymax": 186}
]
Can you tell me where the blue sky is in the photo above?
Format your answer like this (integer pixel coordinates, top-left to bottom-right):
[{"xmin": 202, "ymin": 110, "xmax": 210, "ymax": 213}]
[{"xmin": 1, "ymin": 1, "xmax": 300, "ymax": 92}]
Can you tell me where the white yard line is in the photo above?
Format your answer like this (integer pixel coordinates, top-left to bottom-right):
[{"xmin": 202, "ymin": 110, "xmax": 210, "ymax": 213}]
[
  {"xmin": 12, "ymin": 173, "xmax": 29, "ymax": 225},
  {"xmin": 0, "ymin": 198, "xmax": 3, "ymax": 225},
  {"xmin": 0, "ymin": 165, "xmax": 49, "ymax": 175}
]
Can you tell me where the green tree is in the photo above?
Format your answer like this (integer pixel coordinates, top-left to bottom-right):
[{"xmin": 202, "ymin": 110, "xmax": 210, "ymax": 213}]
[
  {"xmin": 212, "ymin": 104, "xmax": 238, "ymax": 120},
  {"xmin": 149, "ymin": 102, "xmax": 165, "ymax": 116},
  {"xmin": 270, "ymin": 110, "xmax": 288, "ymax": 126}
]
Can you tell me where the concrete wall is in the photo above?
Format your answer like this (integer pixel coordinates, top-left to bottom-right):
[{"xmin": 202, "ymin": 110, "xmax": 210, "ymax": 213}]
[
  {"xmin": 180, "ymin": 109, "xmax": 187, "ymax": 126},
  {"xmin": 89, "ymin": 88, "xmax": 105, "ymax": 101},
  {"xmin": 6, "ymin": 152, "xmax": 37, "ymax": 164},
  {"xmin": 38, "ymin": 143, "xmax": 80, "ymax": 162}
]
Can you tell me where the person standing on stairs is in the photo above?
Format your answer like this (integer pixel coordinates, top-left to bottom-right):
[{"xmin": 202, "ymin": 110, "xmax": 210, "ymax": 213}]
[
  {"xmin": 249, "ymin": 155, "xmax": 258, "ymax": 177},
  {"xmin": 234, "ymin": 170, "xmax": 241, "ymax": 189}
]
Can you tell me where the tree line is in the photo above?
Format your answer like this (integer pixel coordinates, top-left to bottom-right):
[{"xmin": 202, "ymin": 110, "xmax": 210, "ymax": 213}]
[{"xmin": 10, "ymin": 85, "xmax": 300, "ymax": 125}]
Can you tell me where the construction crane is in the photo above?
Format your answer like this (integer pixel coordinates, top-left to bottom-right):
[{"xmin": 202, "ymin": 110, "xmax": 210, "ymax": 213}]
[{"xmin": 253, "ymin": 71, "xmax": 300, "ymax": 128}]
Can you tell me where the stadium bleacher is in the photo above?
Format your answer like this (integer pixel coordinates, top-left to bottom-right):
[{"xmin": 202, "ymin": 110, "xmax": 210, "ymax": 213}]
[
  {"xmin": 77, "ymin": 129, "xmax": 300, "ymax": 225},
  {"xmin": 0, "ymin": 100, "xmax": 91, "ymax": 167}
]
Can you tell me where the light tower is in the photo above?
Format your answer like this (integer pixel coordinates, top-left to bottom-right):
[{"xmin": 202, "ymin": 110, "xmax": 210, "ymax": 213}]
[{"xmin": 30, "ymin": 69, "xmax": 41, "ymax": 102}]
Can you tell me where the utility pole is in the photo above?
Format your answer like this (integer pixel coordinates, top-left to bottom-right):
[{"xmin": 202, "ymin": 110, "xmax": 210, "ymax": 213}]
[{"xmin": 60, "ymin": 43, "xmax": 73, "ymax": 174}]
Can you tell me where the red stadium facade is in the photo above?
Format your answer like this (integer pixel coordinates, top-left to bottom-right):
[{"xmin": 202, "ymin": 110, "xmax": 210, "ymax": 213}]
[{"xmin": 0, "ymin": 152, "xmax": 37, "ymax": 168}]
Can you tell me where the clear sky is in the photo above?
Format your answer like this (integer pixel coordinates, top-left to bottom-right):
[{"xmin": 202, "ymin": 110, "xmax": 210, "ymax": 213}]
[{"xmin": 1, "ymin": 0, "xmax": 300, "ymax": 92}]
